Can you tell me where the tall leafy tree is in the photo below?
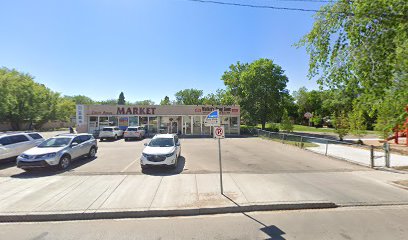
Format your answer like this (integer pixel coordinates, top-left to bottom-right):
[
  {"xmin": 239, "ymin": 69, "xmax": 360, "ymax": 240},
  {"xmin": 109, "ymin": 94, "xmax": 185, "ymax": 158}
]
[
  {"xmin": 65, "ymin": 95, "xmax": 94, "ymax": 105},
  {"xmin": 118, "ymin": 92, "xmax": 126, "ymax": 105},
  {"xmin": 175, "ymin": 89, "xmax": 204, "ymax": 105},
  {"xmin": 222, "ymin": 59, "xmax": 289, "ymax": 129},
  {"xmin": 133, "ymin": 100, "xmax": 155, "ymax": 105},
  {"xmin": 297, "ymin": 0, "xmax": 408, "ymax": 133},
  {"xmin": 0, "ymin": 67, "xmax": 69, "ymax": 130},
  {"xmin": 160, "ymin": 96, "xmax": 171, "ymax": 105}
]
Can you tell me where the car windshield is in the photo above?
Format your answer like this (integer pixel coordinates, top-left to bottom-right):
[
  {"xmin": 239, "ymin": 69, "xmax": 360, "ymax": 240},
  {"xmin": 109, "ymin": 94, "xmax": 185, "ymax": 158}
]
[
  {"xmin": 127, "ymin": 128, "xmax": 137, "ymax": 131},
  {"xmin": 102, "ymin": 128, "xmax": 113, "ymax": 131},
  {"xmin": 38, "ymin": 138, "xmax": 71, "ymax": 148},
  {"xmin": 148, "ymin": 138, "xmax": 174, "ymax": 147}
]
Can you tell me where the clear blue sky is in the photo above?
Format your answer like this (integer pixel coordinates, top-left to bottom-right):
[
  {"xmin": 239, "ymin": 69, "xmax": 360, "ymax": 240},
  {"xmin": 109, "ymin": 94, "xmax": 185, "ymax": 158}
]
[{"xmin": 0, "ymin": 0, "xmax": 325, "ymax": 104}]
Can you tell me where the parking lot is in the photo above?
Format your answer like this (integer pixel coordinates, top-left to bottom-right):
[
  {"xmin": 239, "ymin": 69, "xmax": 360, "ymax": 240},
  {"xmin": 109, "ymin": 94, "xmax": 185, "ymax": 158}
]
[{"xmin": 0, "ymin": 136, "xmax": 367, "ymax": 177}]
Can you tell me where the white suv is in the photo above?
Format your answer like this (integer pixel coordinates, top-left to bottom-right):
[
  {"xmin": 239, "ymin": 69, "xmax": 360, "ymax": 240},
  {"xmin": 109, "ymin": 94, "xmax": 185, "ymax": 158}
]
[
  {"xmin": 0, "ymin": 132, "xmax": 44, "ymax": 162},
  {"xmin": 124, "ymin": 126, "xmax": 146, "ymax": 141},
  {"xmin": 99, "ymin": 127, "xmax": 124, "ymax": 141},
  {"xmin": 140, "ymin": 134, "xmax": 181, "ymax": 170}
]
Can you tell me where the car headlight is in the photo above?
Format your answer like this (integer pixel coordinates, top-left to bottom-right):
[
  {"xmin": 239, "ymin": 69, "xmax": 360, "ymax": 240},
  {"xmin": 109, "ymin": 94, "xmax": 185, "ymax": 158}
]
[
  {"xmin": 36, "ymin": 153, "xmax": 57, "ymax": 159},
  {"xmin": 165, "ymin": 151, "xmax": 175, "ymax": 157},
  {"xmin": 142, "ymin": 153, "xmax": 149, "ymax": 157}
]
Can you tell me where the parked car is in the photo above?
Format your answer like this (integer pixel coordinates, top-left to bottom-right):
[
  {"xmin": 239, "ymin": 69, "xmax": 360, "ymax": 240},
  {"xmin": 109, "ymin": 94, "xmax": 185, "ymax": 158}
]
[
  {"xmin": 17, "ymin": 133, "xmax": 97, "ymax": 171},
  {"xmin": 140, "ymin": 134, "xmax": 181, "ymax": 170},
  {"xmin": 99, "ymin": 126, "xmax": 124, "ymax": 141},
  {"xmin": 0, "ymin": 132, "xmax": 44, "ymax": 162},
  {"xmin": 124, "ymin": 126, "xmax": 146, "ymax": 141}
]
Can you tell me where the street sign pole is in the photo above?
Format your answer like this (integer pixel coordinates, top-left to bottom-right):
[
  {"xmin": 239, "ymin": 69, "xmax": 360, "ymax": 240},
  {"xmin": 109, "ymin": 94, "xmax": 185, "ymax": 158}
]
[
  {"xmin": 205, "ymin": 110, "xmax": 224, "ymax": 194},
  {"xmin": 218, "ymin": 137, "xmax": 223, "ymax": 194}
]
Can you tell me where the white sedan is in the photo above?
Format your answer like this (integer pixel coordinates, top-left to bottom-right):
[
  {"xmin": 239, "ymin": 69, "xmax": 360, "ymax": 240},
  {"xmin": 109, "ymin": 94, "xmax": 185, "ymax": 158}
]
[{"xmin": 140, "ymin": 134, "xmax": 181, "ymax": 170}]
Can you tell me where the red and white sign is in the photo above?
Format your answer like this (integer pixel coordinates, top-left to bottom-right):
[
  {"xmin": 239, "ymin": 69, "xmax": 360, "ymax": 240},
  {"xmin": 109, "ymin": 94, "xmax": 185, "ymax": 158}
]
[
  {"xmin": 304, "ymin": 112, "xmax": 313, "ymax": 119},
  {"xmin": 214, "ymin": 126, "xmax": 225, "ymax": 139}
]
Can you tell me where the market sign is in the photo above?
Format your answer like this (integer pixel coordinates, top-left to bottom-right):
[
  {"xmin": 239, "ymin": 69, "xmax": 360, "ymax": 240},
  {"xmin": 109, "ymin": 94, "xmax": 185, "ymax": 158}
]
[{"xmin": 204, "ymin": 110, "xmax": 220, "ymax": 127}]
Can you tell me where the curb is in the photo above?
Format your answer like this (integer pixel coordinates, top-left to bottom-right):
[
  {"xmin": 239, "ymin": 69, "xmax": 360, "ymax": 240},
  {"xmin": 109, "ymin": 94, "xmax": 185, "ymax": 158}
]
[{"xmin": 0, "ymin": 201, "xmax": 337, "ymax": 222}]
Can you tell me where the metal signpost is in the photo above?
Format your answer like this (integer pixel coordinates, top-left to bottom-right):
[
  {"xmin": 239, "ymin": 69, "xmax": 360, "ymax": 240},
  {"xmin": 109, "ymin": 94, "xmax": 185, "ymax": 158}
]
[{"xmin": 204, "ymin": 110, "xmax": 225, "ymax": 194}]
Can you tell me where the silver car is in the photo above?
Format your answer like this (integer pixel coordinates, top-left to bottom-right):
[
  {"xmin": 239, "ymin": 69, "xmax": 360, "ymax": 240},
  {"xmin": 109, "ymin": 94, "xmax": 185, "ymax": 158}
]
[{"xmin": 17, "ymin": 133, "xmax": 98, "ymax": 171}]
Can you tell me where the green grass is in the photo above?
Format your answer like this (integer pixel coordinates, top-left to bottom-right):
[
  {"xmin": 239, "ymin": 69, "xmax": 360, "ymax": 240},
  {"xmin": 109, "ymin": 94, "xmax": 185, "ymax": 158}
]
[
  {"xmin": 260, "ymin": 136, "xmax": 319, "ymax": 148},
  {"xmin": 255, "ymin": 123, "xmax": 378, "ymax": 135}
]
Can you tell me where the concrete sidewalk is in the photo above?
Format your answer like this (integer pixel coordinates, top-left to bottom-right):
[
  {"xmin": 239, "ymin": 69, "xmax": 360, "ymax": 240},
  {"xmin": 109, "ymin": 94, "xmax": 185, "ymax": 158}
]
[
  {"xmin": 1, "ymin": 171, "xmax": 408, "ymax": 222},
  {"xmin": 307, "ymin": 142, "xmax": 408, "ymax": 167}
]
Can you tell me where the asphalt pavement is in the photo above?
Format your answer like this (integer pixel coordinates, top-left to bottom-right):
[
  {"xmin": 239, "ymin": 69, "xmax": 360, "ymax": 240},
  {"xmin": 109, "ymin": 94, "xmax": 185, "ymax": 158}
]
[
  {"xmin": 0, "ymin": 137, "xmax": 367, "ymax": 177},
  {"xmin": 1, "ymin": 206, "xmax": 408, "ymax": 240}
]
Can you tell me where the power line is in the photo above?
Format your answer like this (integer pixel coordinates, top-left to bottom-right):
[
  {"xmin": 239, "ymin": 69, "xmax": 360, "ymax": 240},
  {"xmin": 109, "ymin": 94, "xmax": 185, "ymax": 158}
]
[
  {"xmin": 265, "ymin": 0, "xmax": 333, "ymax": 3},
  {"xmin": 186, "ymin": 0, "xmax": 327, "ymax": 13},
  {"xmin": 186, "ymin": 0, "xmax": 407, "ymax": 18}
]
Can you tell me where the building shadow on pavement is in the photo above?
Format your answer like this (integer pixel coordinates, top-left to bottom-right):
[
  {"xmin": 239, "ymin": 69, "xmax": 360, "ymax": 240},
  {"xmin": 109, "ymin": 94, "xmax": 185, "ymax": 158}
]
[
  {"xmin": 141, "ymin": 156, "xmax": 186, "ymax": 176},
  {"xmin": 223, "ymin": 194, "xmax": 286, "ymax": 240},
  {"xmin": 10, "ymin": 156, "xmax": 98, "ymax": 179}
]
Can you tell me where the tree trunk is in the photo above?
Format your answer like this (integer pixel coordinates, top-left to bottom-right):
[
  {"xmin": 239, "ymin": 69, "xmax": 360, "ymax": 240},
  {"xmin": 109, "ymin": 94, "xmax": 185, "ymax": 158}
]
[{"xmin": 261, "ymin": 121, "xmax": 266, "ymax": 130}]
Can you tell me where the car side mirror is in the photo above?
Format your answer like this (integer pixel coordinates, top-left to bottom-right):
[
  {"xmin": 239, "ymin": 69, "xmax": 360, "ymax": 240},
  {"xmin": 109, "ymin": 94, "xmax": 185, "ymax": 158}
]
[{"xmin": 71, "ymin": 142, "xmax": 79, "ymax": 147}]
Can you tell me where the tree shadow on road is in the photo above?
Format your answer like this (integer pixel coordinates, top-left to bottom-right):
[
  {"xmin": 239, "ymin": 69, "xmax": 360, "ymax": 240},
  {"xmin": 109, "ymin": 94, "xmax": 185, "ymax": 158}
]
[
  {"xmin": 141, "ymin": 156, "xmax": 186, "ymax": 176},
  {"xmin": 10, "ymin": 156, "xmax": 98, "ymax": 179},
  {"xmin": 223, "ymin": 194, "xmax": 286, "ymax": 240}
]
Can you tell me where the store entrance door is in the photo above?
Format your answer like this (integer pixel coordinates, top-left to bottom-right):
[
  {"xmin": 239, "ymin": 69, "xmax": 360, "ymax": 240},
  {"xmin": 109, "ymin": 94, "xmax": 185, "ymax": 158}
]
[{"xmin": 171, "ymin": 121, "xmax": 178, "ymax": 134}]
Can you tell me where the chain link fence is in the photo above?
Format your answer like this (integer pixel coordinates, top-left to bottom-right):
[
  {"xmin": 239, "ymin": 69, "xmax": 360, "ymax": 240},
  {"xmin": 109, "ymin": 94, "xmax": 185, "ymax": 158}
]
[{"xmin": 257, "ymin": 129, "xmax": 407, "ymax": 168}]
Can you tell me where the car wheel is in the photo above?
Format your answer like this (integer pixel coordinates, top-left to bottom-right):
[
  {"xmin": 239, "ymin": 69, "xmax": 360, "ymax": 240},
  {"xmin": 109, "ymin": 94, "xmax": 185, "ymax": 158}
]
[
  {"xmin": 58, "ymin": 155, "xmax": 71, "ymax": 170},
  {"xmin": 100, "ymin": 138, "xmax": 104, "ymax": 142},
  {"xmin": 124, "ymin": 138, "xmax": 127, "ymax": 141},
  {"xmin": 88, "ymin": 147, "xmax": 96, "ymax": 158}
]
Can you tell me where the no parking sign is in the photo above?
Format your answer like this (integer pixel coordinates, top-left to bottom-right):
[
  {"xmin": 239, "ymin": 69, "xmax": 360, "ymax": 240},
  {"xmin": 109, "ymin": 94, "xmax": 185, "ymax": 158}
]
[{"xmin": 214, "ymin": 126, "xmax": 225, "ymax": 139}]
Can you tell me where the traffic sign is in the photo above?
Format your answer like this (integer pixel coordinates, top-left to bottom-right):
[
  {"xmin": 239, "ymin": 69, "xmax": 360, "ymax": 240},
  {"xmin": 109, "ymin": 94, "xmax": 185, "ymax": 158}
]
[
  {"xmin": 204, "ymin": 110, "xmax": 220, "ymax": 127},
  {"xmin": 214, "ymin": 126, "xmax": 225, "ymax": 139}
]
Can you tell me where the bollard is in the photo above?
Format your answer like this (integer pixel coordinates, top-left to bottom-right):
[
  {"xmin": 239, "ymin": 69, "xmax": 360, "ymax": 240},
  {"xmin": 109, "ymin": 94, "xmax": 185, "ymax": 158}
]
[
  {"xmin": 384, "ymin": 142, "xmax": 391, "ymax": 168},
  {"xmin": 370, "ymin": 145, "xmax": 374, "ymax": 168},
  {"xmin": 325, "ymin": 140, "xmax": 329, "ymax": 156},
  {"xmin": 300, "ymin": 136, "xmax": 303, "ymax": 149},
  {"xmin": 282, "ymin": 134, "xmax": 285, "ymax": 144}
]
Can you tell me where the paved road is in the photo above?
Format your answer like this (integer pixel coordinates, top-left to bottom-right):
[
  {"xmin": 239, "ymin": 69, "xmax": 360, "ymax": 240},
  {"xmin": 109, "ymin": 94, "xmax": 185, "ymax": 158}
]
[
  {"xmin": 0, "ymin": 137, "xmax": 367, "ymax": 177},
  {"xmin": 2, "ymin": 206, "xmax": 408, "ymax": 240}
]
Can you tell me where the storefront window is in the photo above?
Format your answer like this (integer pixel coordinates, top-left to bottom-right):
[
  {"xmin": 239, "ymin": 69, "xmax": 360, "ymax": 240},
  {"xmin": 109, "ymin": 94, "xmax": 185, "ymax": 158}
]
[
  {"xmin": 183, "ymin": 116, "xmax": 192, "ymax": 135},
  {"xmin": 99, "ymin": 117, "xmax": 109, "ymax": 127},
  {"xmin": 109, "ymin": 116, "xmax": 118, "ymax": 126},
  {"xmin": 202, "ymin": 116, "xmax": 211, "ymax": 135},
  {"xmin": 119, "ymin": 117, "xmax": 128, "ymax": 130},
  {"xmin": 159, "ymin": 117, "xmax": 170, "ymax": 133},
  {"xmin": 129, "ymin": 116, "xmax": 139, "ymax": 126},
  {"xmin": 230, "ymin": 117, "xmax": 239, "ymax": 134},
  {"xmin": 140, "ymin": 117, "xmax": 148, "ymax": 129},
  {"xmin": 148, "ymin": 117, "xmax": 158, "ymax": 133},
  {"xmin": 222, "ymin": 116, "xmax": 230, "ymax": 134},
  {"xmin": 193, "ymin": 116, "xmax": 201, "ymax": 135}
]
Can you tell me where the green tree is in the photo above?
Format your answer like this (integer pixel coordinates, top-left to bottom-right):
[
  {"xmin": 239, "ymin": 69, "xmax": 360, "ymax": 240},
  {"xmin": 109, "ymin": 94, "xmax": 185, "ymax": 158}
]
[
  {"xmin": 297, "ymin": 0, "xmax": 408, "ymax": 128},
  {"xmin": 134, "ymin": 100, "xmax": 155, "ymax": 105},
  {"xmin": 160, "ymin": 96, "xmax": 171, "ymax": 105},
  {"xmin": 65, "ymin": 95, "xmax": 94, "ymax": 105},
  {"xmin": 118, "ymin": 92, "xmax": 126, "ymax": 105},
  {"xmin": 98, "ymin": 99, "xmax": 118, "ymax": 105},
  {"xmin": 280, "ymin": 109, "xmax": 294, "ymax": 132},
  {"xmin": 222, "ymin": 59, "xmax": 289, "ymax": 129},
  {"xmin": 332, "ymin": 111, "xmax": 349, "ymax": 141},
  {"xmin": 0, "ymin": 67, "xmax": 63, "ymax": 130},
  {"xmin": 349, "ymin": 108, "xmax": 367, "ymax": 142},
  {"xmin": 175, "ymin": 89, "xmax": 204, "ymax": 105}
]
